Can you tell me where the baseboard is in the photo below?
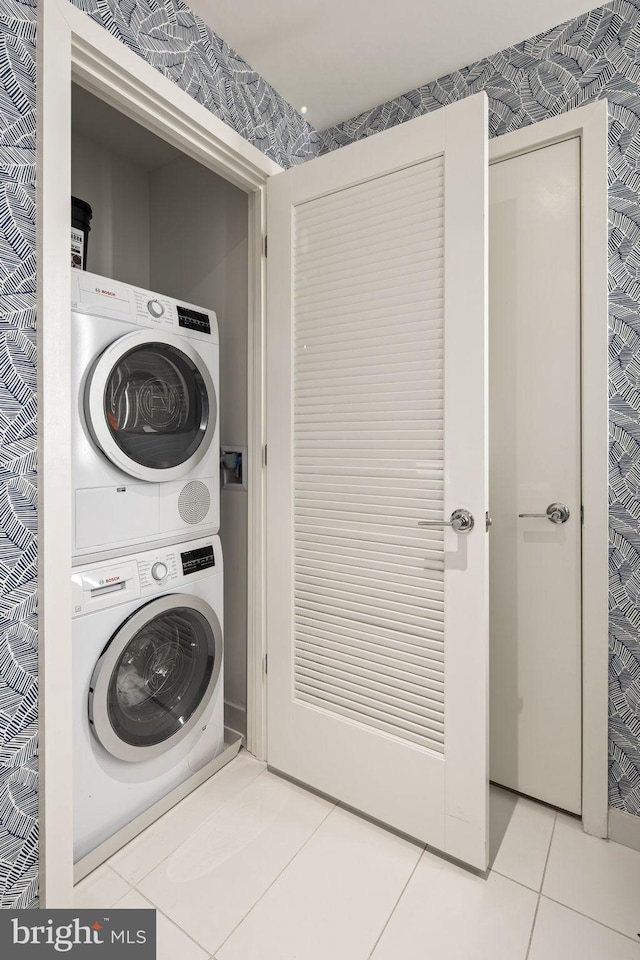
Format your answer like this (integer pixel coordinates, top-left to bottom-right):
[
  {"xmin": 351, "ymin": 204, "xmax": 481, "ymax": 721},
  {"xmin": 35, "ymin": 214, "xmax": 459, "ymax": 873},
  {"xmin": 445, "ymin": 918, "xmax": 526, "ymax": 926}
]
[{"xmin": 608, "ymin": 807, "xmax": 640, "ymax": 853}]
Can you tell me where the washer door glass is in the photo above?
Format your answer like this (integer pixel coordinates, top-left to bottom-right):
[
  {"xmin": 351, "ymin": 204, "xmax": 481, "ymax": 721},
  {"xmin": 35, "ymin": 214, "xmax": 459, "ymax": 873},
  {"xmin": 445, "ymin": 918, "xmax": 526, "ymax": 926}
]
[
  {"xmin": 104, "ymin": 343, "xmax": 209, "ymax": 470},
  {"xmin": 110, "ymin": 605, "xmax": 213, "ymax": 747},
  {"xmin": 90, "ymin": 595, "xmax": 222, "ymax": 761}
]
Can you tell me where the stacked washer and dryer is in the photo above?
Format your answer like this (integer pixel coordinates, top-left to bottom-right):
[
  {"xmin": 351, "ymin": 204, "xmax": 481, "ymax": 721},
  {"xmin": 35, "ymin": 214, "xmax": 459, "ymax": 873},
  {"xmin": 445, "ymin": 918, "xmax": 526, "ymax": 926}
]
[{"xmin": 71, "ymin": 270, "xmax": 226, "ymax": 870}]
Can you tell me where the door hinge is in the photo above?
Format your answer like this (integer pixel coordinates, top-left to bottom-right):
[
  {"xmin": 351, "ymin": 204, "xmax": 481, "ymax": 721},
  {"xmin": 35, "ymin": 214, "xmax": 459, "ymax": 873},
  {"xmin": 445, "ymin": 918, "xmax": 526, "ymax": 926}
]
[
  {"xmin": 581, "ymin": 505, "xmax": 584, "ymax": 524},
  {"xmin": 263, "ymin": 443, "xmax": 268, "ymax": 467},
  {"xmin": 263, "ymin": 235, "xmax": 268, "ymax": 258},
  {"xmin": 264, "ymin": 653, "xmax": 268, "ymax": 676}
]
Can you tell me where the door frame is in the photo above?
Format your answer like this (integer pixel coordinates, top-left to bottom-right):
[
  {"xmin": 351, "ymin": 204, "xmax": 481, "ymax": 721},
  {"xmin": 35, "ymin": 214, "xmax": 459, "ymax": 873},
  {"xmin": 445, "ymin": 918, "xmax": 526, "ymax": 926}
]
[
  {"xmin": 488, "ymin": 101, "xmax": 609, "ymax": 839},
  {"xmin": 38, "ymin": 0, "xmax": 280, "ymax": 906}
]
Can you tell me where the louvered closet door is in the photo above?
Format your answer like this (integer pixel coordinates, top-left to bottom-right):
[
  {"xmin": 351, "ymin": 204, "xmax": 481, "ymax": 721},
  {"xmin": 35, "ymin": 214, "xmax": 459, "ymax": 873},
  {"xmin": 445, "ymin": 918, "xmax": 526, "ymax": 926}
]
[{"xmin": 266, "ymin": 93, "xmax": 489, "ymax": 869}]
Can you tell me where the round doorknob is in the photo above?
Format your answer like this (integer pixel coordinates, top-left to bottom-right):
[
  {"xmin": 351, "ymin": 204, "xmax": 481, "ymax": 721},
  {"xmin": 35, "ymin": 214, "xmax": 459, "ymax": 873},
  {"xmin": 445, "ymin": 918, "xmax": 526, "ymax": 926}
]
[{"xmin": 546, "ymin": 503, "xmax": 570, "ymax": 524}]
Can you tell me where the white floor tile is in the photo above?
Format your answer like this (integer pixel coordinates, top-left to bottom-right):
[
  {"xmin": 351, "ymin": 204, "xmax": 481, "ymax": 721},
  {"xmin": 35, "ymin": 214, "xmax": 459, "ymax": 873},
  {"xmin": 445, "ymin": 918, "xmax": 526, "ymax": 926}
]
[
  {"xmin": 74, "ymin": 864, "xmax": 131, "ymax": 909},
  {"xmin": 109, "ymin": 752, "xmax": 266, "ymax": 885},
  {"xmin": 115, "ymin": 889, "xmax": 209, "ymax": 960},
  {"xmin": 217, "ymin": 805, "xmax": 423, "ymax": 960},
  {"xmin": 529, "ymin": 898, "xmax": 640, "ymax": 960},
  {"xmin": 371, "ymin": 849, "xmax": 537, "ymax": 960},
  {"xmin": 543, "ymin": 813, "xmax": 640, "ymax": 939},
  {"xmin": 137, "ymin": 770, "xmax": 334, "ymax": 955},
  {"xmin": 489, "ymin": 785, "xmax": 555, "ymax": 890}
]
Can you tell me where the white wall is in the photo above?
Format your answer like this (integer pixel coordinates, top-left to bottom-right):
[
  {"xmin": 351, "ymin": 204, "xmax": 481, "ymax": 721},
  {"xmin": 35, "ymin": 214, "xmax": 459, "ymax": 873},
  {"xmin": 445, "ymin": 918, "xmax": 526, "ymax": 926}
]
[
  {"xmin": 71, "ymin": 130, "xmax": 150, "ymax": 287},
  {"xmin": 149, "ymin": 155, "xmax": 249, "ymax": 737}
]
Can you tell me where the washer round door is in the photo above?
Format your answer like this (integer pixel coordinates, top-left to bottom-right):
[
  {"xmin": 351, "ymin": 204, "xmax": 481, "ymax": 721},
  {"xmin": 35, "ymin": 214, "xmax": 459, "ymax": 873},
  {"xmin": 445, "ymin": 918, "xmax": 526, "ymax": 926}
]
[
  {"xmin": 89, "ymin": 594, "xmax": 222, "ymax": 762},
  {"xmin": 85, "ymin": 330, "xmax": 216, "ymax": 482}
]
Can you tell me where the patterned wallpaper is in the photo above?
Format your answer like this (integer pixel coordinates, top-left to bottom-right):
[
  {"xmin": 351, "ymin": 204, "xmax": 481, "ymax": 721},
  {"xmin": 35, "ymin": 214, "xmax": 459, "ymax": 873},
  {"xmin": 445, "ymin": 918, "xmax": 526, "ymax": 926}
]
[
  {"xmin": 69, "ymin": 0, "xmax": 319, "ymax": 169},
  {"xmin": 321, "ymin": 0, "xmax": 640, "ymax": 818},
  {"xmin": 0, "ymin": 0, "xmax": 38, "ymax": 909},
  {"xmin": 0, "ymin": 0, "xmax": 317, "ymax": 909}
]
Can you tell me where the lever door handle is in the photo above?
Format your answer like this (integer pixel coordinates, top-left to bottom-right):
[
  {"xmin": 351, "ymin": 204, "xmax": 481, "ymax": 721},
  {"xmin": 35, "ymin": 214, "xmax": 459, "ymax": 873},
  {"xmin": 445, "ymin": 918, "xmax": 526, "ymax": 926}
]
[
  {"xmin": 518, "ymin": 502, "xmax": 570, "ymax": 524},
  {"xmin": 418, "ymin": 508, "xmax": 475, "ymax": 533}
]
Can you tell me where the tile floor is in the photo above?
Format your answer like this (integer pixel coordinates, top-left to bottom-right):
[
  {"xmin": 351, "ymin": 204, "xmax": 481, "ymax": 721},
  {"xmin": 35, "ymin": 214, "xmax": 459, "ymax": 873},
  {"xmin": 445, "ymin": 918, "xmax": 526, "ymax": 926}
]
[{"xmin": 74, "ymin": 751, "xmax": 640, "ymax": 960}]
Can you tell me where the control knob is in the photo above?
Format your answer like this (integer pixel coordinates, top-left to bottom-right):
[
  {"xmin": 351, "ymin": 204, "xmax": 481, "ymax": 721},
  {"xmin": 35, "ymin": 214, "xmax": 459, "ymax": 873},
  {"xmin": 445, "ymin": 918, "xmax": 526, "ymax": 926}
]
[
  {"xmin": 147, "ymin": 299, "xmax": 164, "ymax": 318},
  {"xmin": 151, "ymin": 562, "xmax": 168, "ymax": 581}
]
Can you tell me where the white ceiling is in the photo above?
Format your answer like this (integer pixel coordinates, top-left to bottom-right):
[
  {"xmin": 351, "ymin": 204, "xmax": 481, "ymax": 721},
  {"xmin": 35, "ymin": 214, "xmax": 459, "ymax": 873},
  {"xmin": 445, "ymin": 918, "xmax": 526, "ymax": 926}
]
[{"xmin": 187, "ymin": 0, "xmax": 597, "ymax": 130}]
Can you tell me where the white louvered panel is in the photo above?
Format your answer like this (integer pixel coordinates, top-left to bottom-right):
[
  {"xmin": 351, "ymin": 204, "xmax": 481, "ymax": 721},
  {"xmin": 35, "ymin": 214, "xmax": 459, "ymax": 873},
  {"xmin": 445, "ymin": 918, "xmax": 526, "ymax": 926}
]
[
  {"xmin": 297, "ymin": 158, "xmax": 442, "ymax": 211},
  {"xmin": 295, "ymin": 616, "xmax": 445, "ymax": 668},
  {"xmin": 292, "ymin": 156, "xmax": 446, "ymax": 755}
]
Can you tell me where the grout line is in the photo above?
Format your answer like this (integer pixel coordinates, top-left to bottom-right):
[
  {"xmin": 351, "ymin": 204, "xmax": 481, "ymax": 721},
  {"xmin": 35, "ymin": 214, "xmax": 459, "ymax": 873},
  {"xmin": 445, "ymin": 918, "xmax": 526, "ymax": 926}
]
[
  {"xmin": 108, "ymin": 763, "xmax": 268, "ymax": 887},
  {"xmin": 524, "ymin": 894, "xmax": 541, "ymax": 960},
  {"xmin": 365, "ymin": 843, "xmax": 426, "ymax": 960},
  {"xmin": 159, "ymin": 905, "xmax": 212, "ymax": 957},
  {"xmin": 539, "ymin": 811, "xmax": 557, "ymax": 893},
  {"xmin": 73, "ymin": 864, "xmax": 134, "ymax": 907},
  {"xmin": 489, "ymin": 866, "xmax": 548, "ymax": 895},
  {"xmin": 518, "ymin": 810, "xmax": 640, "ymax": 945},
  {"xmin": 211, "ymin": 796, "xmax": 339, "ymax": 954},
  {"xmin": 492, "ymin": 809, "xmax": 559, "ymax": 896},
  {"xmin": 115, "ymin": 887, "xmax": 210, "ymax": 956},
  {"xmin": 524, "ymin": 812, "xmax": 557, "ymax": 960},
  {"xmin": 540, "ymin": 894, "xmax": 640, "ymax": 945}
]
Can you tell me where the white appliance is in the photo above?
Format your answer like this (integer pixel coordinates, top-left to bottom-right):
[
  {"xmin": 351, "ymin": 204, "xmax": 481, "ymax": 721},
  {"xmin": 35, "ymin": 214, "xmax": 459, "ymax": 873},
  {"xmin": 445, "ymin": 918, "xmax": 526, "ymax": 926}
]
[
  {"xmin": 72, "ymin": 270, "xmax": 219, "ymax": 560},
  {"xmin": 73, "ymin": 536, "xmax": 224, "ymax": 863}
]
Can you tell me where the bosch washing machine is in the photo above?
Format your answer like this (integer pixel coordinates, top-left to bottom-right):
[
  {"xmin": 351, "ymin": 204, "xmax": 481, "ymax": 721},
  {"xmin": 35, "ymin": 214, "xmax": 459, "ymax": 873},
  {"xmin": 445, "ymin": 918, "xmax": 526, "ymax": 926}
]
[
  {"xmin": 73, "ymin": 536, "xmax": 224, "ymax": 866},
  {"xmin": 71, "ymin": 270, "xmax": 220, "ymax": 561}
]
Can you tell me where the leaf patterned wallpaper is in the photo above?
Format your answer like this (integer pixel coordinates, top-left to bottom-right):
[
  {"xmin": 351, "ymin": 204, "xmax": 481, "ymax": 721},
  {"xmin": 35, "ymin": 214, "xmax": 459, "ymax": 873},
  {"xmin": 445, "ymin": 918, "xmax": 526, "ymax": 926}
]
[
  {"xmin": 0, "ymin": 0, "xmax": 639, "ymax": 909},
  {"xmin": 71, "ymin": 0, "xmax": 319, "ymax": 168},
  {"xmin": 0, "ymin": 0, "xmax": 38, "ymax": 910}
]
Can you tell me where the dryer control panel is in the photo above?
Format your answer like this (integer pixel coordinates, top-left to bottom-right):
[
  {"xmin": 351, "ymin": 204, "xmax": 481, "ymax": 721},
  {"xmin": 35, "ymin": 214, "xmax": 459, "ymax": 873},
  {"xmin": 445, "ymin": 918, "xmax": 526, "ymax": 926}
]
[{"xmin": 71, "ymin": 270, "xmax": 219, "ymax": 345}]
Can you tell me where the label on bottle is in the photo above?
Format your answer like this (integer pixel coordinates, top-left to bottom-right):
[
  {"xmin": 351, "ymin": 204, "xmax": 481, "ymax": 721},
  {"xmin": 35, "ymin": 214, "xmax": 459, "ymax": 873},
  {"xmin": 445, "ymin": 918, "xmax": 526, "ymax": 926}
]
[{"xmin": 71, "ymin": 226, "xmax": 84, "ymax": 270}]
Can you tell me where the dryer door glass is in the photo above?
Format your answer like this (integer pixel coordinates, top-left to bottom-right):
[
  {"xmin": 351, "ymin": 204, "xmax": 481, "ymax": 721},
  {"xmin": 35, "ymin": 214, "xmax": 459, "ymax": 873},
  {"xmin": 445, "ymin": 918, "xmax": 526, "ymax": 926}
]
[
  {"xmin": 107, "ymin": 605, "xmax": 215, "ymax": 748},
  {"xmin": 103, "ymin": 343, "xmax": 210, "ymax": 470}
]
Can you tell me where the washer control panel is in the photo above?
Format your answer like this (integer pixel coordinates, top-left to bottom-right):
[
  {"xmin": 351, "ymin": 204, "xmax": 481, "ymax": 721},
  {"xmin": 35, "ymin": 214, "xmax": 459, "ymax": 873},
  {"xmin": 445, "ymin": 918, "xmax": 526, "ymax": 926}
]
[
  {"xmin": 181, "ymin": 543, "xmax": 215, "ymax": 576},
  {"xmin": 72, "ymin": 536, "xmax": 221, "ymax": 617},
  {"xmin": 151, "ymin": 561, "xmax": 168, "ymax": 581},
  {"xmin": 147, "ymin": 299, "xmax": 165, "ymax": 319},
  {"xmin": 138, "ymin": 551, "xmax": 179, "ymax": 589}
]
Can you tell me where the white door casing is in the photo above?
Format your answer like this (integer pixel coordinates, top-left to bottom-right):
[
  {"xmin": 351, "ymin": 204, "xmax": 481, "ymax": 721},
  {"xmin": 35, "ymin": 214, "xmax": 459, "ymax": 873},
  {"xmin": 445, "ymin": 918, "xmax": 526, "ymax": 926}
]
[
  {"xmin": 266, "ymin": 93, "xmax": 489, "ymax": 868},
  {"xmin": 489, "ymin": 138, "xmax": 582, "ymax": 814}
]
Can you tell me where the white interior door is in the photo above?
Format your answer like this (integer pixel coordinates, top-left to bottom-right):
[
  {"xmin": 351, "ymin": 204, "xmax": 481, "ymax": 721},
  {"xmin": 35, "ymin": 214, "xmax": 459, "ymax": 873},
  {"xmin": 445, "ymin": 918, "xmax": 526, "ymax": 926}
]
[
  {"xmin": 489, "ymin": 138, "xmax": 582, "ymax": 813},
  {"xmin": 266, "ymin": 93, "xmax": 489, "ymax": 868}
]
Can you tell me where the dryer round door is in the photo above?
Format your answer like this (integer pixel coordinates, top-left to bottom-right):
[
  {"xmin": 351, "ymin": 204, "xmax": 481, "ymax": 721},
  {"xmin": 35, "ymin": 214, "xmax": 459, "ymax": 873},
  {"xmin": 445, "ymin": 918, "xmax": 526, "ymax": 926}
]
[
  {"xmin": 85, "ymin": 330, "xmax": 216, "ymax": 482},
  {"xmin": 89, "ymin": 594, "xmax": 222, "ymax": 762}
]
